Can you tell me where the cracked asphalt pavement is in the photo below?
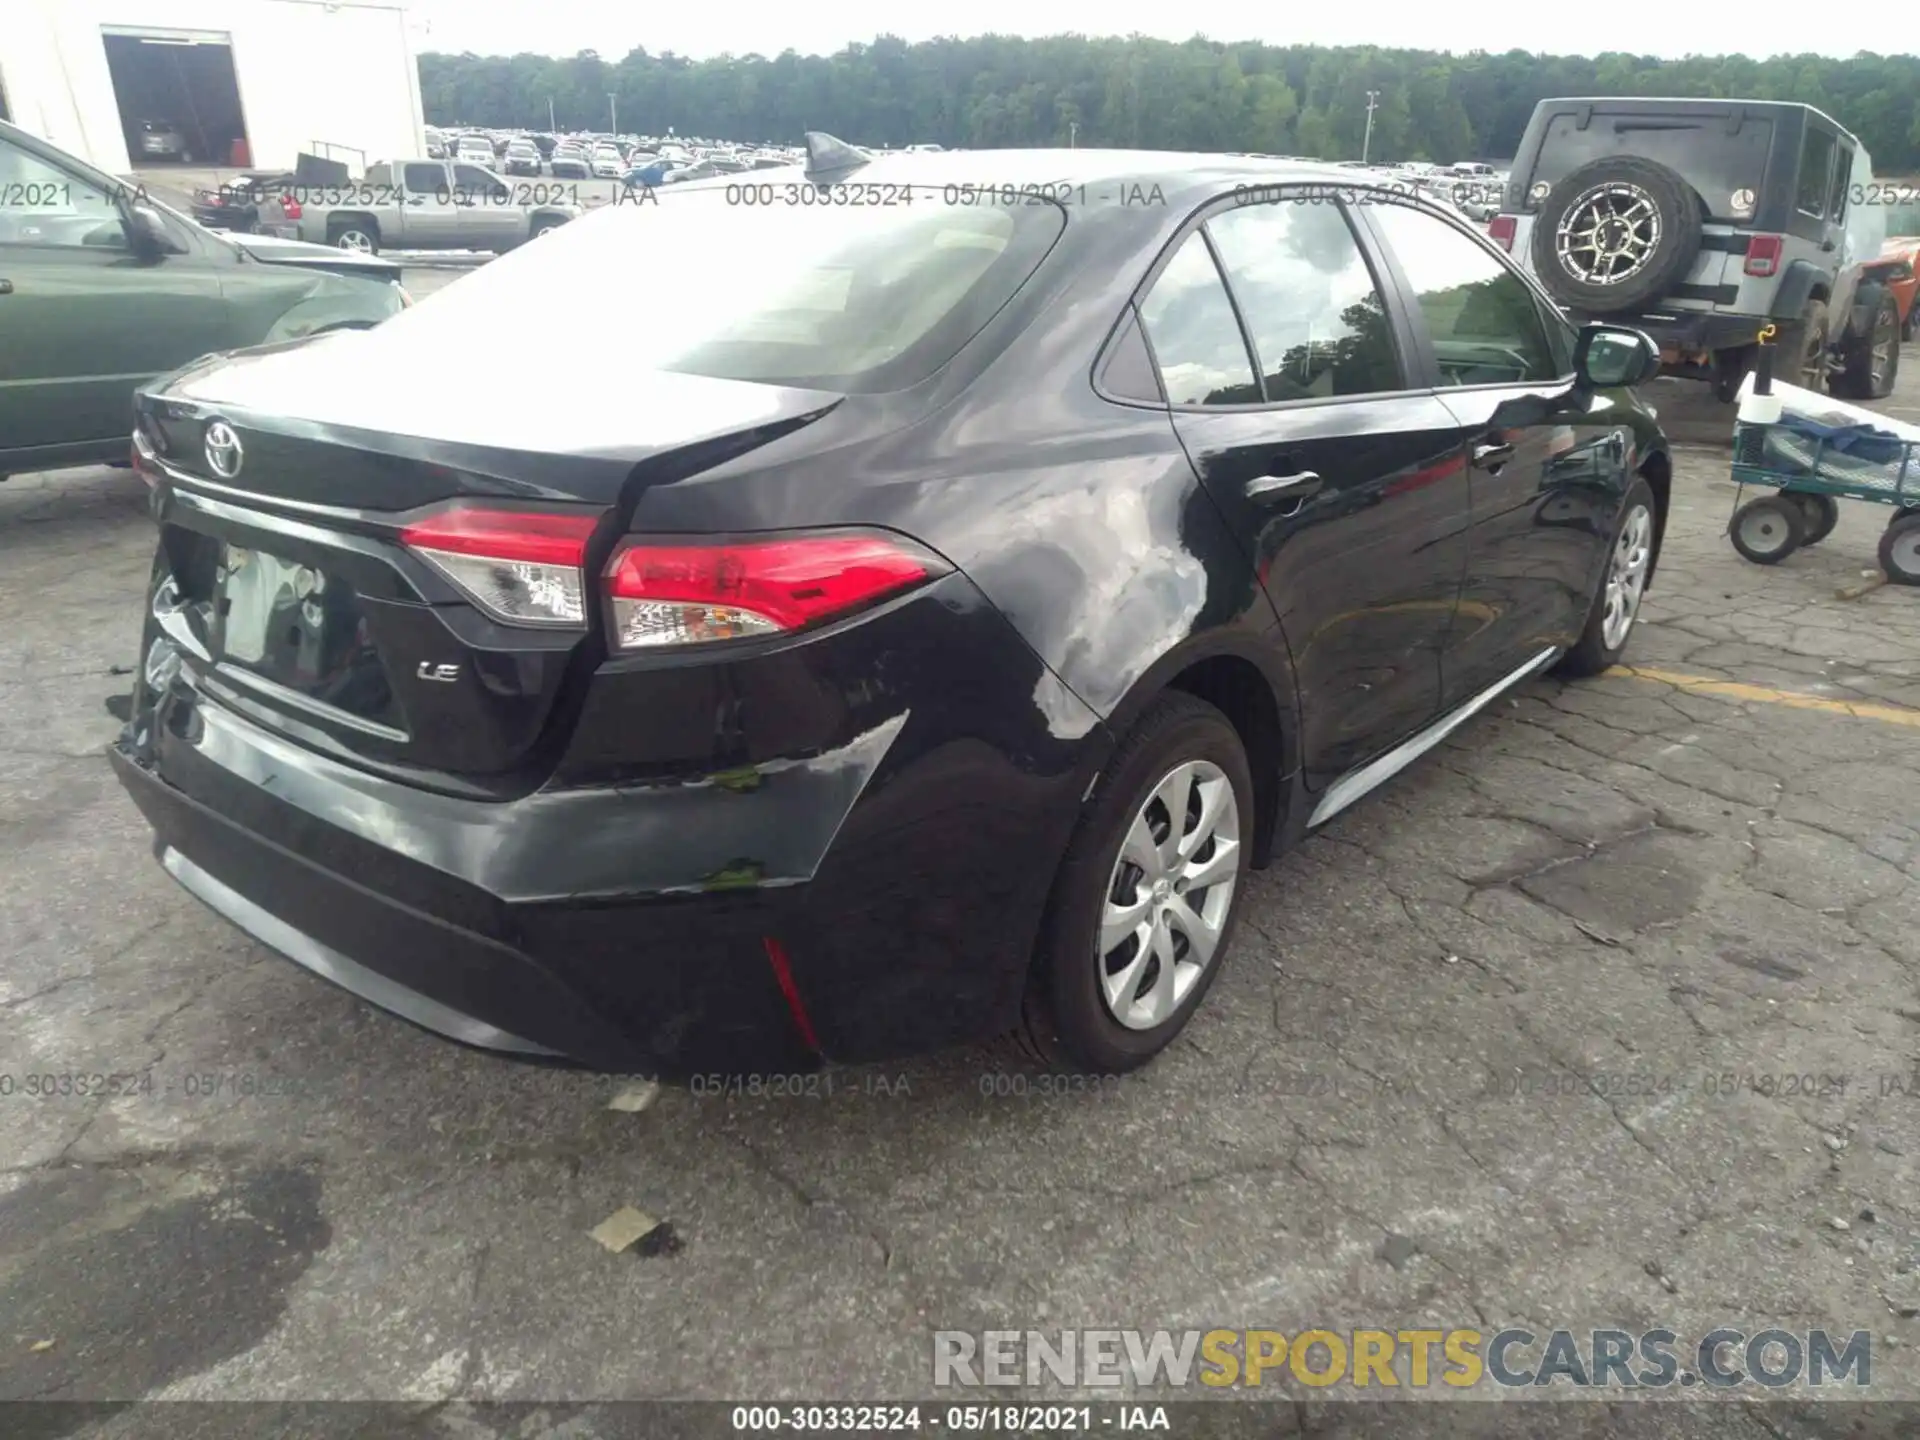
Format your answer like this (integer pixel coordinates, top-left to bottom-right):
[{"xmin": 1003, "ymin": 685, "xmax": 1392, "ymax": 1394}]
[{"xmin": 3, "ymin": 323, "xmax": 1920, "ymax": 1436}]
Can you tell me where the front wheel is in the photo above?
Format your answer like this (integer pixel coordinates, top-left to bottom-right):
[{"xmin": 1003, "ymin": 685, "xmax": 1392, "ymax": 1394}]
[
  {"xmin": 1018, "ymin": 693, "xmax": 1253, "ymax": 1073},
  {"xmin": 1557, "ymin": 478, "xmax": 1658, "ymax": 678}
]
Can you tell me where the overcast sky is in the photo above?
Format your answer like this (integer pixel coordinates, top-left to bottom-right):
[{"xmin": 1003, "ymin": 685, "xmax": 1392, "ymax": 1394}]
[{"xmin": 403, "ymin": 1, "xmax": 1896, "ymax": 63}]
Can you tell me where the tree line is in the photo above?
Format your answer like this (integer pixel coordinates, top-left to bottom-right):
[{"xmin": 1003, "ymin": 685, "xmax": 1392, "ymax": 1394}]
[{"xmin": 417, "ymin": 37, "xmax": 1920, "ymax": 172}]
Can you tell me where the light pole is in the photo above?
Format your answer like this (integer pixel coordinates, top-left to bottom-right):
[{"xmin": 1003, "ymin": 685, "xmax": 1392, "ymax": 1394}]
[
  {"xmin": 608, "ymin": 93, "xmax": 617, "ymax": 135},
  {"xmin": 548, "ymin": 97, "xmax": 556, "ymax": 132},
  {"xmin": 1361, "ymin": 89, "xmax": 1380, "ymax": 164},
  {"xmin": 1069, "ymin": 119, "xmax": 1078, "ymax": 148}
]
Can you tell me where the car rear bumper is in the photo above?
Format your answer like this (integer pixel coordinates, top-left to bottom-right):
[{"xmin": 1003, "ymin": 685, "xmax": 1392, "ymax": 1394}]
[
  {"xmin": 111, "ymin": 733, "xmax": 816, "ymax": 1074},
  {"xmin": 111, "ymin": 579, "xmax": 1104, "ymax": 1072},
  {"xmin": 1580, "ymin": 309, "xmax": 1770, "ymax": 356}
]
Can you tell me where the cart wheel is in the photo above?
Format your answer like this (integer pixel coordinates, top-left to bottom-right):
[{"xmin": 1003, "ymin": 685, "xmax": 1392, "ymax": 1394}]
[
  {"xmin": 1880, "ymin": 512, "xmax": 1920, "ymax": 586},
  {"xmin": 1784, "ymin": 490, "xmax": 1840, "ymax": 545},
  {"xmin": 1730, "ymin": 495, "xmax": 1806, "ymax": 564}
]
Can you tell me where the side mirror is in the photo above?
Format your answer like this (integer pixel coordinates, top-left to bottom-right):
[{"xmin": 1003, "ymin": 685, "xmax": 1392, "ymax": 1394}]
[
  {"xmin": 1573, "ymin": 323, "xmax": 1659, "ymax": 390},
  {"xmin": 126, "ymin": 205, "xmax": 182, "ymax": 257}
]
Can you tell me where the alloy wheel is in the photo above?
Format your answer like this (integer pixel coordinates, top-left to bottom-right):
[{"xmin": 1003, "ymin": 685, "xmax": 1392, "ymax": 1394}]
[
  {"xmin": 1601, "ymin": 503, "xmax": 1653, "ymax": 650},
  {"xmin": 336, "ymin": 230, "xmax": 375, "ymax": 253},
  {"xmin": 1797, "ymin": 327, "xmax": 1826, "ymax": 388},
  {"xmin": 1555, "ymin": 183, "xmax": 1662, "ymax": 286},
  {"xmin": 1871, "ymin": 309, "xmax": 1897, "ymax": 391},
  {"xmin": 1097, "ymin": 760, "xmax": 1241, "ymax": 1031}
]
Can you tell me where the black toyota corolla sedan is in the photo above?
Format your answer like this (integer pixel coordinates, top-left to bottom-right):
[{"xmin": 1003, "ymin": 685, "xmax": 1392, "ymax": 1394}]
[{"xmin": 114, "ymin": 137, "xmax": 1671, "ymax": 1077}]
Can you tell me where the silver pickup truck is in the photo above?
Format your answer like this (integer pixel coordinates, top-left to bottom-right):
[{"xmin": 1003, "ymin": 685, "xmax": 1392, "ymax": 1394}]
[{"xmin": 274, "ymin": 158, "xmax": 583, "ymax": 255}]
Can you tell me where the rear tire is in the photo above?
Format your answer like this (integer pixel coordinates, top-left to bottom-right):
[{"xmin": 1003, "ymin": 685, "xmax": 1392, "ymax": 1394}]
[
  {"xmin": 1832, "ymin": 289, "xmax": 1900, "ymax": 401},
  {"xmin": 1880, "ymin": 513, "xmax": 1920, "ymax": 585},
  {"xmin": 328, "ymin": 217, "xmax": 380, "ymax": 254},
  {"xmin": 1730, "ymin": 494, "xmax": 1806, "ymax": 564},
  {"xmin": 1017, "ymin": 692, "xmax": 1253, "ymax": 1074},
  {"xmin": 1558, "ymin": 478, "xmax": 1658, "ymax": 678},
  {"xmin": 1772, "ymin": 298, "xmax": 1831, "ymax": 392},
  {"xmin": 1785, "ymin": 491, "xmax": 1840, "ymax": 545}
]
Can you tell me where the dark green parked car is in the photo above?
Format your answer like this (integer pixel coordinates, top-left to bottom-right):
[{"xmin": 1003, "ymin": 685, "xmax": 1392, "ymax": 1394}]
[{"xmin": 0, "ymin": 119, "xmax": 408, "ymax": 479}]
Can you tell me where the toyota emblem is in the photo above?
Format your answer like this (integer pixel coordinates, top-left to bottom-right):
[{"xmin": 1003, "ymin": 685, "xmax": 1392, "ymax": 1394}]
[{"xmin": 204, "ymin": 421, "xmax": 244, "ymax": 479}]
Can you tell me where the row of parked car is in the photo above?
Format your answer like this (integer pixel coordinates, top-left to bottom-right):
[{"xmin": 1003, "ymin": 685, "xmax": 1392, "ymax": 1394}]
[{"xmin": 426, "ymin": 125, "xmax": 800, "ymax": 184}]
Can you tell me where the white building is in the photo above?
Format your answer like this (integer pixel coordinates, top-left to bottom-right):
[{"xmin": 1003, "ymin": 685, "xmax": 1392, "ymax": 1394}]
[{"xmin": 2, "ymin": 0, "xmax": 425, "ymax": 175}]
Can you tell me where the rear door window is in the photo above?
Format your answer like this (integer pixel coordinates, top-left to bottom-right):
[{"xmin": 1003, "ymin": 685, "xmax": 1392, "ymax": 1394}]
[
  {"xmin": 1826, "ymin": 142, "xmax": 1852, "ymax": 223},
  {"xmin": 1202, "ymin": 198, "xmax": 1404, "ymax": 400},
  {"xmin": 1797, "ymin": 127, "xmax": 1837, "ymax": 217},
  {"xmin": 1137, "ymin": 232, "xmax": 1261, "ymax": 406},
  {"xmin": 402, "ymin": 163, "xmax": 445, "ymax": 194}
]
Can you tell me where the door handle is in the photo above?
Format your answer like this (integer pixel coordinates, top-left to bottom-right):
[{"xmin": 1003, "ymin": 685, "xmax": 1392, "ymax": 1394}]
[
  {"xmin": 1473, "ymin": 441, "xmax": 1515, "ymax": 471},
  {"xmin": 1245, "ymin": 470, "xmax": 1322, "ymax": 503}
]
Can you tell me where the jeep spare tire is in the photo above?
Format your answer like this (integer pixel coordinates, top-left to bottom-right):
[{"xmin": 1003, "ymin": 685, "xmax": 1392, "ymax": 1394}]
[{"xmin": 1530, "ymin": 157, "xmax": 1705, "ymax": 315}]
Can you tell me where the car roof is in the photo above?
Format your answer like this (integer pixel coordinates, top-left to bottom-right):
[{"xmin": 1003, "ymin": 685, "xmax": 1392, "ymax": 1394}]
[
  {"xmin": 797, "ymin": 148, "xmax": 1408, "ymax": 207},
  {"xmin": 1533, "ymin": 96, "xmax": 1857, "ymax": 144}
]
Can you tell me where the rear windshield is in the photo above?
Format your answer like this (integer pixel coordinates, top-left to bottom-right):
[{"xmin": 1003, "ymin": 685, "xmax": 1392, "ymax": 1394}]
[
  {"xmin": 1526, "ymin": 110, "xmax": 1773, "ymax": 221},
  {"xmin": 397, "ymin": 186, "xmax": 1065, "ymax": 392}
]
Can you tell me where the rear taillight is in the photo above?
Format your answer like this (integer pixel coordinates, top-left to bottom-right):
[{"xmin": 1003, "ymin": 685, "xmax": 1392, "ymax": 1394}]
[
  {"xmin": 1488, "ymin": 214, "xmax": 1516, "ymax": 251},
  {"xmin": 1744, "ymin": 234, "xmax": 1783, "ymax": 278},
  {"xmin": 603, "ymin": 530, "xmax": 949, "ymax": 650},
  {"xmin": 401, "ymin": 505, "xmax": 601, "ymax": 627},
  {"xmin": 130, "ymin": 427, "xmax": 161, "ymax": 487},
  {"xmin": 280, "ymin": 195, "xmax": 303, "ymax": 221}
]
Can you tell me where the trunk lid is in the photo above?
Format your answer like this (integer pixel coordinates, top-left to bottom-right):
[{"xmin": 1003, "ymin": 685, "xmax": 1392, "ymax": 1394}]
[
  {"xmin": 138, "ymin": 334, "xmax": 842, "ymax": 786},
  {"xmin": 229, "ymin": 231, "xmax": 400, "ymax": 282}
]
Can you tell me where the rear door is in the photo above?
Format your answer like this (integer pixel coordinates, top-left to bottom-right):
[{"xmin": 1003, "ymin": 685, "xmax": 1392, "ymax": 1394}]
[
  {"xmin": 1785, "ymin": 118, "xmax": 1844, "ymax": 304},
  {"xmin": 0, "ymin": 130, "xmax": 228, "ymax": 463},
  {"xmin": 451, "ymin": 164, "xmax": 521, "ymax": 251},
  {"xmin": 1358, "ymin": 199, "xmax": 1628, "ymax": 708},
  {"xmin": 1138, "ymin": 191, "xmax": 1472, "ymax": 788},
  {"xmin": 397, "ymin": 162, "xmax": 461, "ymax": 247}
]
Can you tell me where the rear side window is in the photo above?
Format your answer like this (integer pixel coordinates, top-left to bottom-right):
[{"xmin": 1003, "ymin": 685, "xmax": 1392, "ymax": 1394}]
[
  {"xmin": 1137, "ymin": 232, "xmax": 1261, "ymax": 406},
  {"xmin": 1204, "ymin": 199, "xmax": 1403, "ymax": 400},
  {"xmin": 390, "ymin": 186, "xmax": 1066, "ymax": 393},
  {"xmin": 1529, "ymin": 111, "xmax": 1772, "ymax": 222},
  {"xmin": 403, "ymin": 163, "xmax": 444, "ymax": 193},
  {"xmin": 1368, "ymin": 204, "xmax": 1560, "ymax": 387},
  {"xmin": 1797, "ymin": 128, "xmax": 1836, "ymax": 216},
  {"xmin": 1828, "ymin": 145, "xmax": 1852, "ymax": 222}
]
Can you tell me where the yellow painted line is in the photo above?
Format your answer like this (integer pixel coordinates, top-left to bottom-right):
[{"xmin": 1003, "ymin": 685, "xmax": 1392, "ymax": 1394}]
[{"xmin": 1607, "ymin": 665, "xmax": 1920, "ymax": 729}]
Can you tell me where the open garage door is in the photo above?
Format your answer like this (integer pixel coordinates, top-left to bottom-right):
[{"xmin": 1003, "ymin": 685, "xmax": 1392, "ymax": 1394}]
[{"xmin": 102, "ymin": 28, "xmax": 250, "ymax": 168}]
